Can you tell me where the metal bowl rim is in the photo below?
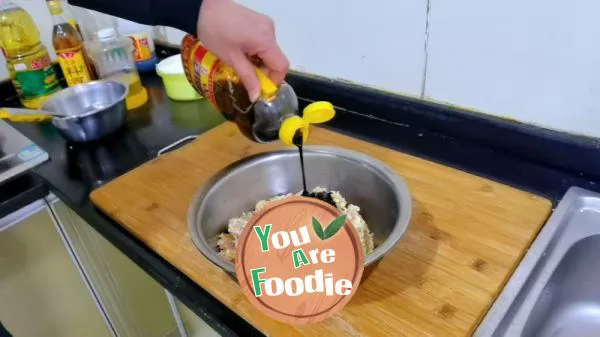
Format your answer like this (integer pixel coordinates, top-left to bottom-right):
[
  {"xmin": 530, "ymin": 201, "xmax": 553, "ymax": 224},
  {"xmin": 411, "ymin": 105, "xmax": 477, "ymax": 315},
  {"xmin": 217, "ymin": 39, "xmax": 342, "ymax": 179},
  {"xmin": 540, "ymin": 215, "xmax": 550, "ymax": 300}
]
[
  {"xmin": 188, "ymin": 145, "xmax": 413, "ymax": 274},
  {"xmin": 41, "ymin": 79, "xmax": 129, "ymax": 121}
]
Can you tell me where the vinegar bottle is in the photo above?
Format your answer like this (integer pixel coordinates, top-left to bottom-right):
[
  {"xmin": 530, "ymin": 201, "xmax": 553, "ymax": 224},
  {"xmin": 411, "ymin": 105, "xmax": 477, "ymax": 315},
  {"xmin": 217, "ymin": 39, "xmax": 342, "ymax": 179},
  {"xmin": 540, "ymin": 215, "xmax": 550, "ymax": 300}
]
[
  {"xmin": 47, "ymin": 0, "xmax": 95, "ymax": 87},
  {"xmin": 60, "ymin": 0, "xmax": 98, "ymax": 79},
  {"xmin": 61, "ymin": 0, "xmax": 83, "ymax": 36}
]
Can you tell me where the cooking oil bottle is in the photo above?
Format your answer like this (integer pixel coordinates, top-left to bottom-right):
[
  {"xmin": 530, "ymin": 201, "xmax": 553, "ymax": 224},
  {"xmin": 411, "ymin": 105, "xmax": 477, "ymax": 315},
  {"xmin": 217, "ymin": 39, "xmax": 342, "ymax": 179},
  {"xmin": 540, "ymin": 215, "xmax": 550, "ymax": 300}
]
[
  {"xmin": 181, "ymin": 34, "xmax": 335, "ymax": 145},
  {"xmin": 0, "ymin": 1, "xmax": 61, "ymax": 109},
  {"xmin": 47, "ymin": 0, "xmax": 95, "ymax": 87}
]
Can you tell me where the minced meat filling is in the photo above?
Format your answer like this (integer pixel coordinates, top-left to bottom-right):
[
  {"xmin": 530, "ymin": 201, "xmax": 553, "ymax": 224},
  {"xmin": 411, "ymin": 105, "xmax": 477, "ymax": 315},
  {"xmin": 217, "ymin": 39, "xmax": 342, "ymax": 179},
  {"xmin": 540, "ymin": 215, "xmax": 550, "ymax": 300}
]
[{"xmin": 217, "ymin": 187, "xmax": 374, "ymax": 263}]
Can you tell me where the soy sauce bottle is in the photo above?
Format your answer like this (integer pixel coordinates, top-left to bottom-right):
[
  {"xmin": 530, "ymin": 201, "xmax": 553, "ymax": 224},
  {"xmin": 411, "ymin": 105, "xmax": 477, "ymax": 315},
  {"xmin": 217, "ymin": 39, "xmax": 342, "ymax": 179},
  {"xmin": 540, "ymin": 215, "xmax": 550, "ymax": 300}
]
[{"xmin": 180, "ymin": 34, "xmax": 335, "ymax": 146}]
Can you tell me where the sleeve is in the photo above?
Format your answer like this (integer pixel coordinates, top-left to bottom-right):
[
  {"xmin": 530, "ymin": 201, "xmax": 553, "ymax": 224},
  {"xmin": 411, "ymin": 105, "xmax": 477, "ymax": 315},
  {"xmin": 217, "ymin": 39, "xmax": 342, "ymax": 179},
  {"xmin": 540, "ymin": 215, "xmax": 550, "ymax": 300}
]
[{"xmin": 68, "ymin": 0, "xmax": 202, "ymax": 35}]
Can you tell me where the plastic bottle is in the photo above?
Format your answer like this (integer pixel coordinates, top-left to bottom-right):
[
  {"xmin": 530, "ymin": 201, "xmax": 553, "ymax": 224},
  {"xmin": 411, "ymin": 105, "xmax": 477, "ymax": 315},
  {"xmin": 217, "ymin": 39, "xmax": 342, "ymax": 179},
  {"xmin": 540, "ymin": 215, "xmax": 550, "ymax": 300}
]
[
  {"xmin": 86, "ymin": 27, "xmax": 148, "ymax": 110},
  {"xmin": 117, "ymin": 18, "xmax": 157, "ymax": 72},
  {"xmin": 47, "ymin": 0, "xmax": 95, "ymax": 87},
  {"xmin": 181, "ymin": 34, "xmax": 335, "ymax": 145},
  {"xmin": 0, "ymin": 0, "xmax": 61, "ymax": 109}
]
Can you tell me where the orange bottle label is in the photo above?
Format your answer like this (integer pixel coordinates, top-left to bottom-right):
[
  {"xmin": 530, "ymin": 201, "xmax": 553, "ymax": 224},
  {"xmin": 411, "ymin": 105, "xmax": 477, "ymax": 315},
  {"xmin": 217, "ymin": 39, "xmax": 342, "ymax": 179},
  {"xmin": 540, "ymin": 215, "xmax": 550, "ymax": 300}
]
[
  {"xmin": 182, "ymin": 34, "xmax": 220, "ymax": 106},
  {"xmin": 57, "ymin": 47, "xmax": 92, "ymax": 86},
  {"xmin": 128, "ymin": 34, "xmax": 153, "ymax": 62}
]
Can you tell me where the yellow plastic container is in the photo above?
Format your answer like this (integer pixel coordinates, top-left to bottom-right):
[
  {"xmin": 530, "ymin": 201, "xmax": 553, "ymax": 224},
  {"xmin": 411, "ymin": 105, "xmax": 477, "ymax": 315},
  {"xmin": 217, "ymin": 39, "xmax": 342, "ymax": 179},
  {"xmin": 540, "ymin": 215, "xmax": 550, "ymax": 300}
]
[{"xmin": 156, "ymin": 54, "xmax": 202, "ymax": 101}]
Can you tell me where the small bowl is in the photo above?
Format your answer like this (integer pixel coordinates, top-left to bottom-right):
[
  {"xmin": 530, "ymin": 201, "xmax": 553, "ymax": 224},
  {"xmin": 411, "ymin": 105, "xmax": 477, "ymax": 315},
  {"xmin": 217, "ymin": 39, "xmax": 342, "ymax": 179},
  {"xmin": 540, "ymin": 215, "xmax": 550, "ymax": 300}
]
[
  {"xmin": 41, "ymin": 80, "xmax": 128, "ymax": 143},
  {"xmin": 156, "ymin": 54, "xmax": 203, "ymax": 101},
  {"xmin": 188, "ymin": 146, "xmax": 412, "ymax": 275}
]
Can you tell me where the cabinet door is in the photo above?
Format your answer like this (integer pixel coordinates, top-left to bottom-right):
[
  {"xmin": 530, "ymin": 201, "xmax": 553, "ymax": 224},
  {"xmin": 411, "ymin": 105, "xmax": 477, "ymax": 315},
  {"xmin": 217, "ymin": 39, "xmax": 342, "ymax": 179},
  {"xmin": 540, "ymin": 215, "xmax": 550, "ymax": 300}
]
[
  {"xmin": 173, "ymin": 300, "xmax": 221, "ymax": 337},
  {"xmin": 0, "ymin": 206, "xmax": 112, "ymax": 337},
  {"xmin": 51, "ymin": 201, "xmax": 178, "ymax": 337}
]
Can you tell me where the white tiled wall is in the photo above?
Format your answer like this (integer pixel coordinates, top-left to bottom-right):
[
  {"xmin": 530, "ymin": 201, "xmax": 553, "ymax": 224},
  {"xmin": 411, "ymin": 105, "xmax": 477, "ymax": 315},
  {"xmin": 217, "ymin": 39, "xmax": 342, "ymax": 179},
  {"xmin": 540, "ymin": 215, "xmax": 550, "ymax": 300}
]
[
  {"xmin": 238, "ymin": 0, "xmax": 428, "ymax": 97},
  {"xmin": 424, "ymin": 0, "xmax": 600, "ymax": 138},
  {"xmin": 3, "ymin": 0, "xmax": 600, "ymax": 139}
]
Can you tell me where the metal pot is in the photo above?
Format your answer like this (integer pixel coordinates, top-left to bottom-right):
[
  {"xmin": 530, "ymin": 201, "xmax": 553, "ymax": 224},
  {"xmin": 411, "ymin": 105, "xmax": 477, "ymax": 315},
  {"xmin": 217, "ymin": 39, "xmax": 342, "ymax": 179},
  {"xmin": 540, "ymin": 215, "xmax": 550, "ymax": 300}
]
[
  {"xmin": 188, "ymin": 146, "xmax": 413, "ymax": 275},
  {"xmin": 42, "ymin": 80, "xmax": 128, "ymax": 142},
  {"xmin": 0, "ymin": 80, "xmax": 128, "ymax": 142}
]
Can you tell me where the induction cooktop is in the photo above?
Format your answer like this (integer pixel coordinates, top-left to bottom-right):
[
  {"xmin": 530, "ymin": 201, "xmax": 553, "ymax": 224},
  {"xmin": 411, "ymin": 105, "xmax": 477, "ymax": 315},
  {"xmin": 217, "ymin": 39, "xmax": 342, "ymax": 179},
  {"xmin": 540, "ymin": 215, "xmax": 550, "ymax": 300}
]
[{"xmin": 0, "ymin": 120, "xmax": 48, "ymax": 184}]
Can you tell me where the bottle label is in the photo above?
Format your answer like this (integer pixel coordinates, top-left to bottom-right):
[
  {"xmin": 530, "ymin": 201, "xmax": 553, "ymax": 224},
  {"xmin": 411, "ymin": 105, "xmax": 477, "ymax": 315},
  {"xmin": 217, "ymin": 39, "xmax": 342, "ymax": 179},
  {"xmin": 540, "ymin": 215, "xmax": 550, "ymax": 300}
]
[
  {"xmin": 128, "ymin": 33, "xmax": 153, "ymax": 62},
  {"xmin": 57, "ymin": 47, "xmax": 92, "ymax": 86},
  {"xmin": 198, "ymin": 46, "xmax": 220, "ymax": 107},
  {"xmin": 13, "ymin": 54, "xmax": 61, "ymax": 100},
  {"xmin": 182, "ymin": 34, "xmax": 219, "ymax": 106}
]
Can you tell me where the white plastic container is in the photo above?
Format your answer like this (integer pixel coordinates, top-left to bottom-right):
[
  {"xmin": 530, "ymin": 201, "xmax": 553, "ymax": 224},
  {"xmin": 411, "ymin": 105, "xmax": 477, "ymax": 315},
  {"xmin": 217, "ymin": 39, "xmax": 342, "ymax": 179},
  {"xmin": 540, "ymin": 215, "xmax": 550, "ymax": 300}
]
[{"xmin": 156, "ymin": 54, "xmax": 202, "ymax": 101}]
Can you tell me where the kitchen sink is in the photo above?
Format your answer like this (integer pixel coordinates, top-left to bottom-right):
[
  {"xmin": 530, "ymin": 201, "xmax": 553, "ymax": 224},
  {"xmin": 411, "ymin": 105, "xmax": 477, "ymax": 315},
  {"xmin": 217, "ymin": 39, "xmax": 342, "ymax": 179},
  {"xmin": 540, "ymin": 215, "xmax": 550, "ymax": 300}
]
[{"xmin": 475, "ymin": 187, "xmax": 600, "ymax": 337}]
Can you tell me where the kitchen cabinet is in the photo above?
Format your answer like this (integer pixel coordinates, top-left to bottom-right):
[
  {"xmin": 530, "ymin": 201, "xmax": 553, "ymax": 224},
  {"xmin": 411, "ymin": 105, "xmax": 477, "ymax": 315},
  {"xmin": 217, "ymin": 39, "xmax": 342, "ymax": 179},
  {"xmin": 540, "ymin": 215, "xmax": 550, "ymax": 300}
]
[
  {"xmin": 173, "ymin": 300, "xmax": 221, "ymax": 337},
  {"xmin": 1, "ymin": 197, "xmax": 222, "ymax": 337},
  {"xmin": 0, "ymin": 203, "xmax": 111, "ymax": 337},
  {"xmin": 50, "ymin": 201, "xmax": 180, "ymax": 337},
  {"xmin": 50, "ymin": 200, "xmax": 221, "ymax": 337}
]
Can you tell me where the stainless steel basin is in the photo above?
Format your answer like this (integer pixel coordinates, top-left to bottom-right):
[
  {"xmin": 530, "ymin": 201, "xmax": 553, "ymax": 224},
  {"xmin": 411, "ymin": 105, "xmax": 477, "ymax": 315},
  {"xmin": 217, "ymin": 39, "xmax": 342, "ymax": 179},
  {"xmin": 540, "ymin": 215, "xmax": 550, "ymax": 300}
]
[
  {"xmin": 188, "ymin": 146, "xmax": 412, "ymax": 275},
  {"xmin": 475, "ymin": 187, "xmax": 600, "ymax": 337}
]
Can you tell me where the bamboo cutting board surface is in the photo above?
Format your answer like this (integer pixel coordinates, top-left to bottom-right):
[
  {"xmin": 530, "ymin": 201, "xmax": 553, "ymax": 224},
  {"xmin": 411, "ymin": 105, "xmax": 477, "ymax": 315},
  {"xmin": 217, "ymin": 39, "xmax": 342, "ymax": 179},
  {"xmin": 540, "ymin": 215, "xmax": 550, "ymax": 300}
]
[{"xmin": 90, "ymin": 123, "xmax": 552, "ymax": 336}]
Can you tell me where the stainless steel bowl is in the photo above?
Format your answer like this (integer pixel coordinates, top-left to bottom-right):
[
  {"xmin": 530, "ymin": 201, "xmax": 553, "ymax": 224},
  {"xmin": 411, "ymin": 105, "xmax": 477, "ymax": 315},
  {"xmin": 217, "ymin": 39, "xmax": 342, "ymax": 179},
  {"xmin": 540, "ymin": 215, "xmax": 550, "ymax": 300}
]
[
  {"xmin": 41, "ymin": 80, "xmax": 128, "ymax": 142},
  {"xmin": 188, "ymin": 146, "xmax": 412, "ymax": 275}
]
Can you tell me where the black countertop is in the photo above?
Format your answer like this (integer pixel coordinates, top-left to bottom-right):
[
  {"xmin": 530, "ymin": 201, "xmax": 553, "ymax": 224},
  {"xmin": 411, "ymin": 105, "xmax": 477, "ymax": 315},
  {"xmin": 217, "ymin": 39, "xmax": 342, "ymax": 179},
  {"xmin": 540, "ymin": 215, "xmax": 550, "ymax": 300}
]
[
  {"xmin": 10, "ymin": 76, "xmax": 227, "ymax": 208},
  {"xmin": 3, "ymin": 54, "xmax": 600, "ymax": 335},
  {"xmin": 6, "ymin": 75, "xmax": 263, "ymax": 336}
]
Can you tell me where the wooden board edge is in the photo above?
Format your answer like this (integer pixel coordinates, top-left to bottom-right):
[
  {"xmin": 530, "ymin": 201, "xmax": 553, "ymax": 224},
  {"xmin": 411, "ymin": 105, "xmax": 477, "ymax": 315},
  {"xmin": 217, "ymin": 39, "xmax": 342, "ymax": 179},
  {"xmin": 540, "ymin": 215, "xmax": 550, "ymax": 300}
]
[
  {"xmin": 88, "ymin": 124, "xmax": 234, "ymax": 202},
  {"xmin": 467, "ymin": 198, "xmax": 553, "ymax": 335}
]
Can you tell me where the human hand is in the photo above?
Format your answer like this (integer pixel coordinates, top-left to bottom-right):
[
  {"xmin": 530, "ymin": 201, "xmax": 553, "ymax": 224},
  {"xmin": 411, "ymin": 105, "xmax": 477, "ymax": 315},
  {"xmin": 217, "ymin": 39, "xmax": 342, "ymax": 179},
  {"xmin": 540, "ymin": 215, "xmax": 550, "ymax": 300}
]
[{"xmin": 197, "ymin": 0, "xmax": 290, "ymax": 102}]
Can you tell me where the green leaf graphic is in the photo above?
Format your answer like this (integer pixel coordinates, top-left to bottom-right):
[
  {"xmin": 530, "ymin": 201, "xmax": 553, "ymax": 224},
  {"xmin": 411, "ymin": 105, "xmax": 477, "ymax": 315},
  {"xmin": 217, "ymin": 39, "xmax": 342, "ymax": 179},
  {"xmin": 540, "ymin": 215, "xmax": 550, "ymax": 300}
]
[
  {"xmin": 312, "ymin": 217, "xmax": 325, "ymax": 240},
  {"xmin": 323, "ymin": 214, "xmax": 347, "ymax": 240}
]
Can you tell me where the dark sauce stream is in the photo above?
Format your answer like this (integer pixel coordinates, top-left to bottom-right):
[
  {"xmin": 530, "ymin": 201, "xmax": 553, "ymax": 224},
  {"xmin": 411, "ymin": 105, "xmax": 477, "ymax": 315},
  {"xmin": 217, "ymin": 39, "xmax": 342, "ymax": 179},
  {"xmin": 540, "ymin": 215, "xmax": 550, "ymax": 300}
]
[{"xmin": 292, "ymin": 130, "xmax": 336, "ymax": 207}]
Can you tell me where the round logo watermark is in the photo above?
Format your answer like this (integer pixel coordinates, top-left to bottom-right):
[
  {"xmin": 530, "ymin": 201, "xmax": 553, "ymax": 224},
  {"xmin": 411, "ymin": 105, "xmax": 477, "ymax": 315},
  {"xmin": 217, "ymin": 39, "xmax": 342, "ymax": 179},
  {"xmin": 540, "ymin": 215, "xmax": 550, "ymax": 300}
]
[{"xmin": 235, "ymin": 195, "xmax": 364, "ymax": 325}]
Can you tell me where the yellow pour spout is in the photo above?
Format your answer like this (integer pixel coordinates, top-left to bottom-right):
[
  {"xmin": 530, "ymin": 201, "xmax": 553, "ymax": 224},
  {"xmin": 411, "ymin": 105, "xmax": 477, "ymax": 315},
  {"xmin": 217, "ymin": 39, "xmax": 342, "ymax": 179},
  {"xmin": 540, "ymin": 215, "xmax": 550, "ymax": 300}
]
[{"xmin": 279, "ymin": 101, "xmax": 336, "ymax": 145}]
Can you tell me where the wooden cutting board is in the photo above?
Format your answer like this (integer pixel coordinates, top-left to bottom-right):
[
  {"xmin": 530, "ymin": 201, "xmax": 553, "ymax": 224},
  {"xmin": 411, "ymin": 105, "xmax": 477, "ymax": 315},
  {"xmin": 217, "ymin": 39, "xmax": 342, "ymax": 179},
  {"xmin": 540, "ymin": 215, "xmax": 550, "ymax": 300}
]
[{"xmin": 90, "ymin": 123, "xmax": 552, "ymax": 336}]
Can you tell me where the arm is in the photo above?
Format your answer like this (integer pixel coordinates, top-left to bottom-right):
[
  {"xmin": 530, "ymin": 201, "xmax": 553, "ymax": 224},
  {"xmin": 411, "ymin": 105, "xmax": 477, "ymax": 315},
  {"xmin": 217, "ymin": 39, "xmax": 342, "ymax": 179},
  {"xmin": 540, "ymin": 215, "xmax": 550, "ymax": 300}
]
[
  {"xmin": 68, "ymin": 0, "xmax": 202, "ymax": 35},
  {"xmin": 70, "ymin": 0, "xmax": 290, "ymax": 101}
]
